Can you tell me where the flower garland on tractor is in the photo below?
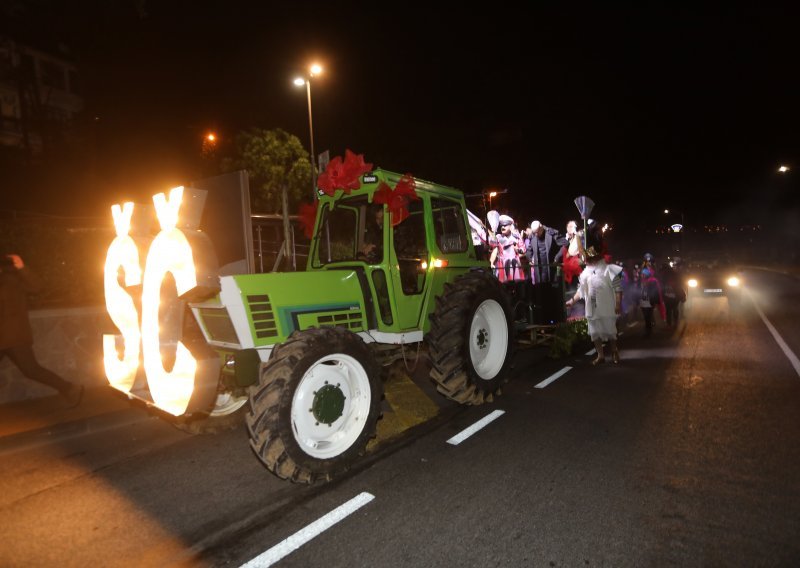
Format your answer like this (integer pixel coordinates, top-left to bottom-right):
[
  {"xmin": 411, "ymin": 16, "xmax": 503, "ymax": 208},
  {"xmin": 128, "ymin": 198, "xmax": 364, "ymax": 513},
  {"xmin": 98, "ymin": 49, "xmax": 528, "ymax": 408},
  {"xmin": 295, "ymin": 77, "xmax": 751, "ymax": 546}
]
[{"xmin": 298, "ymin": 149, "xmax": 418, "ymax": 238}]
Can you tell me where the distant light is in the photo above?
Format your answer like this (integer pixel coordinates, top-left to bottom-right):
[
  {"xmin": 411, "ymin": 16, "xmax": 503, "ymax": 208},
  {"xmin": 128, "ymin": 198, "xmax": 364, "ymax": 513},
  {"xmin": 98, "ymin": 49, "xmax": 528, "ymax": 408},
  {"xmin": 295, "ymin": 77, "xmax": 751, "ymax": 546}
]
[
  {"xmin": 778, "ymin": 165, "xmax": 790, "ymax": 173},
  {"xmin": 727, "ymin": 276, "xmax": 740, "ymax": 287},
  {"xmin": 664, "ymin": 209, "xmax": 669, "ymax": 214},
  {"xmin": 293, "ymin": 77, "xmax": 305, "ymax": 87},
  {"xmin": 489, "ymin": 191, "xmax": 497, "ymax": 197},
  {"xmin": 671, "ymin": 223, "xmax": 683, "ymax": 233},
  {"xmin": 602, "ymin": 223, "xmax": 610, "ymax": 233},
  {"xmin": 206, "ymin": 133, "xmax": 216, "ymax": 142},
  {"xmin": 310, "ymin": 63, "xmax": 322, "ymax": 76},
  {"xmin": 688, "ymin": 278, "xmax": 698, "ymax": 288}
]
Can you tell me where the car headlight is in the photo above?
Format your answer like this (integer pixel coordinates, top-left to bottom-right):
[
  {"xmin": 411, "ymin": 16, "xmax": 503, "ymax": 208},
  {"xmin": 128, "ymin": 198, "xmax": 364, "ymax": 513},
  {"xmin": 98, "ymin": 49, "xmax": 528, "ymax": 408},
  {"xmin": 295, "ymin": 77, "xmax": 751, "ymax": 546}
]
[
  {"xmin": 727, "ymin": 276, "xmax": 740, "ymax": 287},
  {"xmin": 688, "ymin": 278, "xmax": 698, "ymax": 288}
]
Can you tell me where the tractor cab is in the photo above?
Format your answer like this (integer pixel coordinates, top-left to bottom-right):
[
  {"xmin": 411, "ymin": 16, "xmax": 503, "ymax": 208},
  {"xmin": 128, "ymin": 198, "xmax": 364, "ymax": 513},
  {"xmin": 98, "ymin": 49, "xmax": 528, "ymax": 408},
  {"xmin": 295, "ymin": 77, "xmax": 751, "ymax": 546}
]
[{"xmin": 308, "ymin": 170, "xmax": 475, "ymax": 333}]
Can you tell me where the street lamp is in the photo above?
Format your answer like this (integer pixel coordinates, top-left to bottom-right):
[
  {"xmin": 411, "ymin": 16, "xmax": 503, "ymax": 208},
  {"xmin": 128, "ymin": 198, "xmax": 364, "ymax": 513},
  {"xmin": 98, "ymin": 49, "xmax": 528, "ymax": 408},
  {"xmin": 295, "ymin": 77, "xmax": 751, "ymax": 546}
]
[
  {"xmin": 294, "ymin": 63, "xmax": 323, "ymax": 199},
  {"xmin": 201, "ymin": 132, "xmax": 218, "ymax": 172},
  {"xmin": 664, "ymin": 207, "xmax": 685, "ymax": 253},
  {"xmin": 778, "ymin": 165, "xmax": 790, "ymax": 173}
]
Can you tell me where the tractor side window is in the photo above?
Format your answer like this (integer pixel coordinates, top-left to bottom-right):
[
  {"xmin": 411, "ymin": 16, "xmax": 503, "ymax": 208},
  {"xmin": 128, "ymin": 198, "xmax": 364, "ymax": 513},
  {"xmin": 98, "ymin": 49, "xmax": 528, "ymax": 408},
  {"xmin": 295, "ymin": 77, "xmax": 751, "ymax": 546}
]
[
  {"xmin": 393, "ymin": 200, "xmax": 428, "ymax": 295},
  {"xmin": 314, "ymin": 203, "xmax": 358, "ymax": 265},
  {"xmin": 431, "ymin": 198, "xmax": 468, "ymax": 253}
]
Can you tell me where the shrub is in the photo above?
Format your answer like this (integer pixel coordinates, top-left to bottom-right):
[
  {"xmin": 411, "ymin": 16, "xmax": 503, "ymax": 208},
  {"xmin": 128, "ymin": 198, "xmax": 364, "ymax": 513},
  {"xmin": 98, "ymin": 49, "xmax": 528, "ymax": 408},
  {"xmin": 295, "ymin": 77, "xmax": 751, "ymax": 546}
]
[{"xmin": 548, "ymin": 317, "xmax": 589, "ymax": 358}]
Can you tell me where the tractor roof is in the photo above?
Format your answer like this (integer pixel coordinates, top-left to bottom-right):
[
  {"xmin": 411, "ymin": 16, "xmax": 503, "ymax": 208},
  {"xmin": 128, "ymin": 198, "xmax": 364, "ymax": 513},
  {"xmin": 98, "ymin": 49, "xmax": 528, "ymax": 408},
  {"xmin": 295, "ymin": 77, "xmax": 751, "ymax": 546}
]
[{"xmin": 317, "ymin": 168, "xmax": 465, "ymax": 203}]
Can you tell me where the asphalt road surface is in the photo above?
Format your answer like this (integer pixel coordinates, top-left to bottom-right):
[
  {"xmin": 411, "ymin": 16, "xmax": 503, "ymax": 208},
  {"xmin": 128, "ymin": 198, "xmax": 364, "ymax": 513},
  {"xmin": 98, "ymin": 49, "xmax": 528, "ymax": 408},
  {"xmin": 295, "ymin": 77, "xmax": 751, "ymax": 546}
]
[{"xmin": 1, "ymin": 268, "xmax": 798, "ymax": 567}]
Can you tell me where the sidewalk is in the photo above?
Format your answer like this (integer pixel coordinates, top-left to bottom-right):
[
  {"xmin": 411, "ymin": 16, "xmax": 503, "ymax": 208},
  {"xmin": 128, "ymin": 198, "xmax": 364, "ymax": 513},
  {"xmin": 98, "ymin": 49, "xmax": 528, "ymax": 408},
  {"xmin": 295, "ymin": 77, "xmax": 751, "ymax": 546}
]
[{"xmin": 0, "ymin": 386, "xmax": 152, "ymax": 455}]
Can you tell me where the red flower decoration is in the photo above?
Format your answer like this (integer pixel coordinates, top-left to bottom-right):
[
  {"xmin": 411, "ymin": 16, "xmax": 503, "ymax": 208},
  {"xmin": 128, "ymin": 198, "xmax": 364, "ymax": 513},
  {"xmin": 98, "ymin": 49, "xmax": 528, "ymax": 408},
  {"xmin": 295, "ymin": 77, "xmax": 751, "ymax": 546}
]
[
  {"xmin": 372, "ymin": 174, "xmax": 418, "ymax": 226},
  {"xmin": 298, "ymin": 200, "xmax": 318, "ymax": 239},
  {"xmin": 316, "ymin": 149, "xmax": 373, "ymax": 196}
]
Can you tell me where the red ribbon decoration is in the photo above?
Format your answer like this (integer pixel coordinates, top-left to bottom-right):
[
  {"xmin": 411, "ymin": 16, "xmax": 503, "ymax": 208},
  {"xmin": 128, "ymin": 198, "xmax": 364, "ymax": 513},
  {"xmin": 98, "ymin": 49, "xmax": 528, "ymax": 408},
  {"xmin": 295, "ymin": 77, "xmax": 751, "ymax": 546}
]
[
  {"xmin": 373, "ymin": 174, "xmax": 418, "ymax": 226},
  {"xmin": 298, "ymin": 200, "xmax": 318, "ymax": 239},
  {"xmin": 316, "ymin": 149, "xmax": 373, "ymax": 196}
]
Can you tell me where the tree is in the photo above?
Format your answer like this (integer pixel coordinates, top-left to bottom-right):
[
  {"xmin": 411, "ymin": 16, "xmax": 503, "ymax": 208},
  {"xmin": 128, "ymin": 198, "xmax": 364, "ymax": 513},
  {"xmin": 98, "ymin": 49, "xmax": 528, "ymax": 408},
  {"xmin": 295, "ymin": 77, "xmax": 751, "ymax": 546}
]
[{"xmin": 223, "ymin": 127, "xmax": 313, "ymax": 214}]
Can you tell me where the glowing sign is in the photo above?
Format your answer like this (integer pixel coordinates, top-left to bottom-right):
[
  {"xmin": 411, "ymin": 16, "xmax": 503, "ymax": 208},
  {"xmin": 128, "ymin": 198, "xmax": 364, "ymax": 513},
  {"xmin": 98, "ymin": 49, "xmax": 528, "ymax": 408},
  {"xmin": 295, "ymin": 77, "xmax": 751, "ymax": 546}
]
[
  {"xmin": 141, "ymin": 187, "xmax": 201, "ymax": 415},
  {"xmin": 103, "ymin": 187, "xmax": 220, "ymax": 416},
  {"xmin": 103, "ymin": 202, "xmax": 141, "ymax": 392}
]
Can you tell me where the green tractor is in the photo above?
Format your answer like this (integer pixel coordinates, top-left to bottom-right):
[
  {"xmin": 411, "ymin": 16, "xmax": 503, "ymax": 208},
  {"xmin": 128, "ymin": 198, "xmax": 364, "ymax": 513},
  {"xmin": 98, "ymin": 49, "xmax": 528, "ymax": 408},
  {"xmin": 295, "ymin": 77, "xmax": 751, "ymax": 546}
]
[
  {"xmin": 104, "ymin": 168, "xmax": 515, "ymax": 483},
  {"xmin": 186, "ymin": 170, "xmax": 515, "ymax": 482}
]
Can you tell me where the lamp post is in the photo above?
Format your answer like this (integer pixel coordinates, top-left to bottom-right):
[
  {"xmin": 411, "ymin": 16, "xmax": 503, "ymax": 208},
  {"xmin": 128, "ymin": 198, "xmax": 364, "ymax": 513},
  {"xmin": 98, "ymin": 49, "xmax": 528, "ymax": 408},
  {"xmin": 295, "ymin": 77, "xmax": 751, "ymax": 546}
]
[
  {"xmin": 487, "ymin": 191, "xmax": 497, "ymax": 212},
  {"xmin": 294, "ymin": 63, "xmax": 322, "ymax": 199},
  {"xmin": 664, "ymin": 208, "xmax": 685, "ymax": 254}
]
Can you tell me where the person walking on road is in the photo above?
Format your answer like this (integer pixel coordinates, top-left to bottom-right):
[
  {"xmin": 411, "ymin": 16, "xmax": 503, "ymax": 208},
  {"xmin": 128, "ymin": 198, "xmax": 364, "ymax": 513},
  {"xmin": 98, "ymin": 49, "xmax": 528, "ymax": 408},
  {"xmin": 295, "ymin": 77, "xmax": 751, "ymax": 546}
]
[
  {"xmin": 1, "ymin": 253, "xmax": 83, "ymax": 406},
  {"xmin": 566, "ymin": 246, "xmax": 623, "ymax": 365},
  {"xmin": 639, "ymin": 267, "xmax": 666, "ymax": 337}
]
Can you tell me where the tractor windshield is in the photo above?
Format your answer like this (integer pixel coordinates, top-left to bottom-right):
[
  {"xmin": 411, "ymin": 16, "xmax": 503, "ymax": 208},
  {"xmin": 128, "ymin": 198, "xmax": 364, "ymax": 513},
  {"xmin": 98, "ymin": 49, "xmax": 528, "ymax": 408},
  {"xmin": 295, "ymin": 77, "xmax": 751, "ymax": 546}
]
[{"xmin": 312, "ymin": 196, "xmax": 385, "ymax": 267}]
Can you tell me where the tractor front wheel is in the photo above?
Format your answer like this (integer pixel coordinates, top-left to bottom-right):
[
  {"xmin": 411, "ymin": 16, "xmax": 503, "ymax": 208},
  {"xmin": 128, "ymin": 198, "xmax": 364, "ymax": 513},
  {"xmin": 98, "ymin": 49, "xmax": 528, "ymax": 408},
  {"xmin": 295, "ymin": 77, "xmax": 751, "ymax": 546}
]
[
  {"xmin": 172, "ymin": 391, "xmax": 249, "ymax": 434},
  {"xmin": 246, "ymin": 327, "xmax": 383, "ymax": 484}
]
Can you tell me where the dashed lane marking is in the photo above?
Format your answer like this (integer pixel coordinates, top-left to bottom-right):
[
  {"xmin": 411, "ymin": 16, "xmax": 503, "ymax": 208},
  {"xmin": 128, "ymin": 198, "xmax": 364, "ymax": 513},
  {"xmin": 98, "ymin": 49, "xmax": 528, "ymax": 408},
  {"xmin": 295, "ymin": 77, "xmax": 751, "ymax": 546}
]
[
  {"xmin": 747, "ymin": 290, "xmax": 800, "ymax": 378},
  {"xmin": 535, "ymin": 366, "xmax": 573, "ymax": 389},
  {"xmin": 446, "ymin": 409, "xmax": 505, "ymax": 445},
  {"xmin": 586, "ymin": 348, "xmax": 596, "ymax": 356},
  {"xmin": 240, "ymin": 492, "xmax": 375, "ymax": 568}
]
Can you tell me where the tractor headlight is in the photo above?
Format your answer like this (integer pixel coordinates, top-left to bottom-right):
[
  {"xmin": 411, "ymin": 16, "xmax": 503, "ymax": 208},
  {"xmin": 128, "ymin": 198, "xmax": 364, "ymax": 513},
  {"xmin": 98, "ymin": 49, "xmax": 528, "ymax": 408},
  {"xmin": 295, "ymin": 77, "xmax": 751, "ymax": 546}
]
[
  {"xmin": 688, "ymin": 278, "xmax": 698, "ymax": 288},
  {"xmin": 727, "ymin": 276, "xmax": 740, "ymax": 287}
]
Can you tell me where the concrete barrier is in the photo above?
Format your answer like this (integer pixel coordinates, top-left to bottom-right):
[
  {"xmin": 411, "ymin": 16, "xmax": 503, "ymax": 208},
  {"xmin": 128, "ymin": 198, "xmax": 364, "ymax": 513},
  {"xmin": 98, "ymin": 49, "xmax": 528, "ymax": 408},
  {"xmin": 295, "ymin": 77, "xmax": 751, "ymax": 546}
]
[{"xmin": 0, "ymin": 306, "xmax": 110, "ymax": 404}]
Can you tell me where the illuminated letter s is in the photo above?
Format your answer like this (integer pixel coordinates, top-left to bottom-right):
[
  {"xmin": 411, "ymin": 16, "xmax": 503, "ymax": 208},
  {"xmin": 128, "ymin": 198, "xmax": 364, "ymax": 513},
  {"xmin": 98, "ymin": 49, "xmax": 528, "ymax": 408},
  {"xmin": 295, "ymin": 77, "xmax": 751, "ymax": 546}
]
[{"xmin": 103, "ymin": 202, "xmax": 142, "ymax": 392}]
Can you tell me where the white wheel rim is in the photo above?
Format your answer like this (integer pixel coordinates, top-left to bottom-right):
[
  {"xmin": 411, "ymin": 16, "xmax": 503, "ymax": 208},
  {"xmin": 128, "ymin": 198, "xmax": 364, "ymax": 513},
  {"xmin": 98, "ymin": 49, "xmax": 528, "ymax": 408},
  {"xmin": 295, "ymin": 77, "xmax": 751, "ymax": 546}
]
[
  {"xmin": 291, "ymin": 353, "xmax": 372, "ymax": 459},
  {"xmin": 209, "ymin": 392, "xmax": 248, "ymax": 417},
  {"xmin": 469, "ymin": 299, "xmax": 508, "ymax": 380}
]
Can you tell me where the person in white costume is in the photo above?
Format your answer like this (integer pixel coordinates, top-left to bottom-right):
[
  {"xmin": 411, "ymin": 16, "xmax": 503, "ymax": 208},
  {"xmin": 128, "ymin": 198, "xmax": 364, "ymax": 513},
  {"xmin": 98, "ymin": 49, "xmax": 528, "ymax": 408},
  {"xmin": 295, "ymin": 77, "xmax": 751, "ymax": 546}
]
[{"xmin": 565, "ymin": 246, "xmax": 623, "ymax": 365}]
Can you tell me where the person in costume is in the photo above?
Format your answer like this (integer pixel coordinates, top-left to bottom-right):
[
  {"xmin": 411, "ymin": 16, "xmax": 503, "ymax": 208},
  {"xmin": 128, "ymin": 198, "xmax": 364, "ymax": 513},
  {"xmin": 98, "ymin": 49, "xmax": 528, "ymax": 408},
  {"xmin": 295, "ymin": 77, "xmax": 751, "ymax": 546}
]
[
  {"xmin": 639, "ymin": 267, "xmax": 665, "ymax": 336},
  {"xmin": 566, "ymin": 245, "xmax": 624, "ymax": 365}
]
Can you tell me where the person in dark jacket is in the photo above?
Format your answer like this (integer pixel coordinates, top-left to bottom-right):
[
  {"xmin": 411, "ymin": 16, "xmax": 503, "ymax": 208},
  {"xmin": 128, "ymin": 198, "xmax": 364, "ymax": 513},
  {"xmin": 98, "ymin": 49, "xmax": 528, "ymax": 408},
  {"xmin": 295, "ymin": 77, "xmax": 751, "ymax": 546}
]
[
  {"xmin": 1, "ymin": 253, "xmax": 83, "ymax": 406},
  {"xmin": 525, "ymin": 221, "xmax": 568, "ymax": 324},
  {"xmin": 526, "ymin": 220, "xmax": 567, "ymax": 283}
]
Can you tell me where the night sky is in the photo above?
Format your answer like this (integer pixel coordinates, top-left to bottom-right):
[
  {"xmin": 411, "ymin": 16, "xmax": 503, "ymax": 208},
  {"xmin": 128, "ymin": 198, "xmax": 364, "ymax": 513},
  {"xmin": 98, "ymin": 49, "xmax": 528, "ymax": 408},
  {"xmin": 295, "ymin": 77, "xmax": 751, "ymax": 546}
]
[{"xmin": 2, "ymin": 1, "xmax": 799, "ymax": 232}]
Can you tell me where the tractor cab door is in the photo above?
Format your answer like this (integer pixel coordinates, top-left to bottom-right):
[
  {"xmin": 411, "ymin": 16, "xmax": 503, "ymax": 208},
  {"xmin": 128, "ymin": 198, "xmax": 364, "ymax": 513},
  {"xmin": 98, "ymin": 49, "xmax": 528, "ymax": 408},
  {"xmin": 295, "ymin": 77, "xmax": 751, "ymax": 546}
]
[{"xmin": 389, "ymin": 199, "xmax": 429, "ymax": 329}]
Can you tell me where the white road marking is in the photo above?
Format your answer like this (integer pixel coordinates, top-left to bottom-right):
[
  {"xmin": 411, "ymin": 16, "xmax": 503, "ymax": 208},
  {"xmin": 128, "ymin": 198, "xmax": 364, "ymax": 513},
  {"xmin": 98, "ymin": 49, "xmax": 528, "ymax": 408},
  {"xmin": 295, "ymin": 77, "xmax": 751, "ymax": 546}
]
[
  {"xmin": 446, "ymin": 409, "xmax": 505, "ymax": 445},
  {"xmin": 240, "ymin": 492, "xmax": 375, "ymax": 568},
  {"xmin": 535, "ymin": 366, "xmax": 573, "ymax": 389},
  {"xmin": 586, "ymin": 348, "xmax": 596, "ymax": 356},
  {"xmin": 747, "ymin": 291, "xmax": 800, "ymax": 378}
]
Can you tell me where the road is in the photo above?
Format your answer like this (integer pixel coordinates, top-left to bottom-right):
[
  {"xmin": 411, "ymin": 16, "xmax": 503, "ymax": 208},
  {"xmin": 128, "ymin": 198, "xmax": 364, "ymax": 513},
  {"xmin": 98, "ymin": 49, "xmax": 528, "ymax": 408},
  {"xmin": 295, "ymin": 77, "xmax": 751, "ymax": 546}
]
[{"xmin": 1, "ymin": 269, "xmax": 799, "ymax": 567}]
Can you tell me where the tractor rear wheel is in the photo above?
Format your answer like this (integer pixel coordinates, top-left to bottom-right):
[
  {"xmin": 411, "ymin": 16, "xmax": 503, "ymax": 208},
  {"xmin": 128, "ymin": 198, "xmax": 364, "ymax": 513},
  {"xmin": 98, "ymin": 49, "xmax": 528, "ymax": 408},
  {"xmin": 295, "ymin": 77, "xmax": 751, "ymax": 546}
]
[
  {"xmin": 428, "ymin": 270, "xmax": 514, "ymax": 404},
  {"xmin": 246, "ymin": 327, "xmax": 383, "ymax": 484}
]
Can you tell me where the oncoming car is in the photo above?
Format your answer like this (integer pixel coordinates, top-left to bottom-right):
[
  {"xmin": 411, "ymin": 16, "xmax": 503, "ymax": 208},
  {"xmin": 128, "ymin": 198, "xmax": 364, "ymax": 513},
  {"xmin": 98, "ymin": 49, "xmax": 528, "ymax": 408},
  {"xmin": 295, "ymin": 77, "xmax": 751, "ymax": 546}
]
[{"xmin": 684, "ymin": 257, "xmax": 743, "ymax": 299}]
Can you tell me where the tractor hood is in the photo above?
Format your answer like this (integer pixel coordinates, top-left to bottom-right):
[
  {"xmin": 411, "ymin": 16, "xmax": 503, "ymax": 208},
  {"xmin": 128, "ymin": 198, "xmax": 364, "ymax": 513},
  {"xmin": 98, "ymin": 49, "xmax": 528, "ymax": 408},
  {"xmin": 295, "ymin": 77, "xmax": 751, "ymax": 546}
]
[{"xmin": 201, "ymin": 269, "xmax": 372, "ymax": 350}]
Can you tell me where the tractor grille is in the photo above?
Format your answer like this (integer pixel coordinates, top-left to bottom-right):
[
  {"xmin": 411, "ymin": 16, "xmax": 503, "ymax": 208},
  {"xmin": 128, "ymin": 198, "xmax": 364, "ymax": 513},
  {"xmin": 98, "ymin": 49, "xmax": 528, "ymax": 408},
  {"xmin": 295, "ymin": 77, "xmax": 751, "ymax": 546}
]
[
  {"xmin": 247, "ymin": 294, "xmax": 279, "ymax": 339},
  {"xmin": 196, "ymin": 308, "xmax": 238, "ymax": 344},
  {"xmin": 317, "ymin": 310, "xmax": 364, "ymax": 331}
]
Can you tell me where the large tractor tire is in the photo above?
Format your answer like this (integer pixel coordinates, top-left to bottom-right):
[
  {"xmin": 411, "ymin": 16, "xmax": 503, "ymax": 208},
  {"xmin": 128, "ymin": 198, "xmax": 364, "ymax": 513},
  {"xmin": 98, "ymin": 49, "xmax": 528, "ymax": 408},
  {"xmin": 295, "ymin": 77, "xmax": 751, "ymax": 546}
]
[
  {"xmin": 172, "ymin": 391, "xmax": 249, "ymax": 435},
  {"xmin": 246, "ymin": 327, "xmax": 383, "ymax": 484},
  {"xmin": 428, "ymin": 270, "xmax": 514, "ymax": 405}
]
